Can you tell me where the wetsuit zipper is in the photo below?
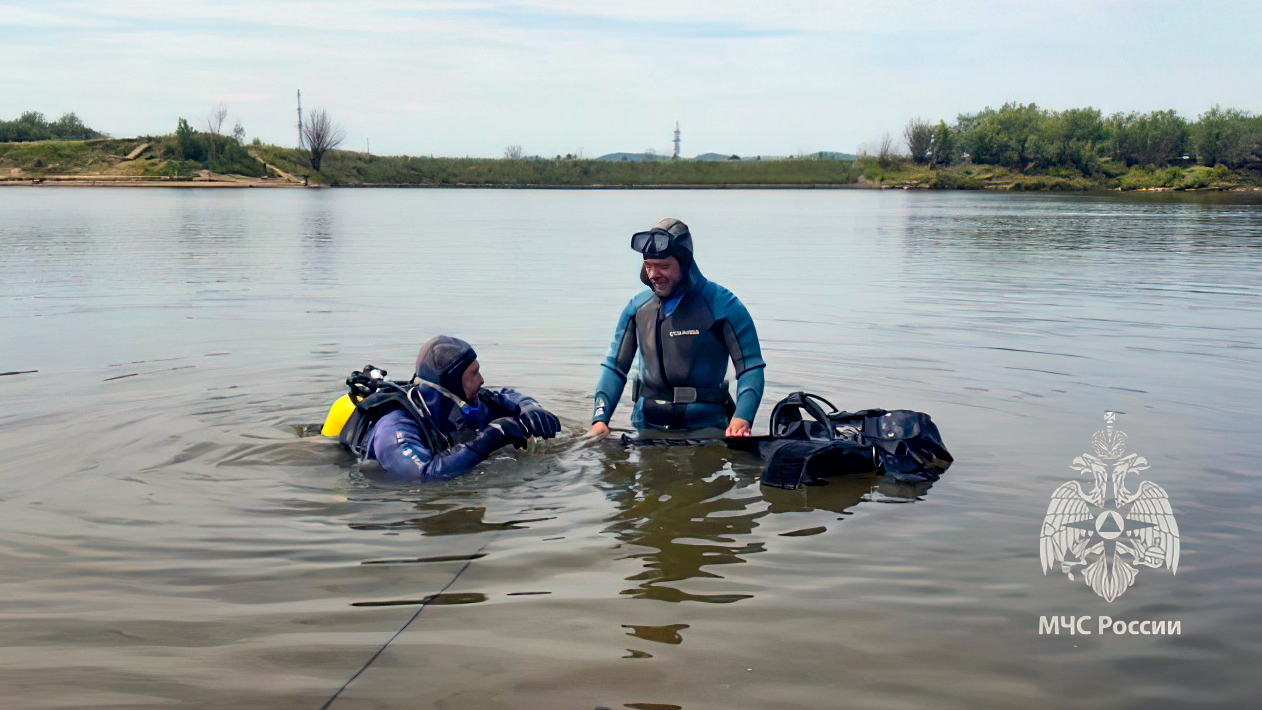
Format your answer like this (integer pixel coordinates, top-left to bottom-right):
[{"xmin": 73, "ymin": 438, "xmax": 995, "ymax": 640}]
[
  {"xmin": 655, "ymin": 302, "xmax": 670, "ymax": 390},
  {"xmin": 655, "ymin": 298, "xmax": 682, "ymax": 428}
]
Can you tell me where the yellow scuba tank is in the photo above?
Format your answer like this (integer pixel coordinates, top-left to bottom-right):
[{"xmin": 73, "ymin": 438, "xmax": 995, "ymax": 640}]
[{"xmin": 321, "ymin": 394, "xmax": 357, "ymax": 437}]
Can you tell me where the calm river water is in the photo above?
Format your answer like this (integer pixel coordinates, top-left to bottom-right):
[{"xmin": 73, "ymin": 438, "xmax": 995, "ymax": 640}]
[{"xmin": 1, "ymin": 187, "xmax": 1260, "ymax": 709}]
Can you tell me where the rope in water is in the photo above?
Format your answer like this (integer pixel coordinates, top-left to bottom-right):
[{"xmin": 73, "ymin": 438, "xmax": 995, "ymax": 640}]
[
  {"xmin": 319, "ymin": 442, "xmax": 592, "ymax": 708},
  {"xmin": 317, "ymin": 532, "xmax": 502, "ymax": 710}
]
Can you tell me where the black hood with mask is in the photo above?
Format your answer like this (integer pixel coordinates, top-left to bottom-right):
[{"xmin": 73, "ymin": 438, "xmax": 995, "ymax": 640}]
[
  {"xmin": 413, "ymin": 335, "xmax": 477, "ymax": 400},
  {"xmin": 634, "ymin": 217, "xmax": 695, "ymax": 291}
]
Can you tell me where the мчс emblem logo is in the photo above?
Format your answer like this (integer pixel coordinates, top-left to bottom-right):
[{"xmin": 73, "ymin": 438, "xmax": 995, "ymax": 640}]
[{"xmin": 1039, "ymin": 412, "xmax": 1180, "ymax": 602}]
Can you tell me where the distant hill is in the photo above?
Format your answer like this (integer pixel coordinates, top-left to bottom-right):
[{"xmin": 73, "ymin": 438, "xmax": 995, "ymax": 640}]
[
  {"xmin": 740, "ymin": 152, "xmax": 859, "ymax": 161},
  {"xmin": 596, "ymin": 152, "xmax": 670, "ymax": 162}
]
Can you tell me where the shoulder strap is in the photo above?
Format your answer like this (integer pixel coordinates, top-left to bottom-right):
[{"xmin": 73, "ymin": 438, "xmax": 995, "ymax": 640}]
[{"xmin": 339, "ymin": 382, "xmax": 451, "ymax": 461}]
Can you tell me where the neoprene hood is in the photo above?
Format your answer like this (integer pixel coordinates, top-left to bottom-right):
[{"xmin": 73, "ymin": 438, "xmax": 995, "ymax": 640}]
[
  {"xmin": 414, "ymin": 335, "xmax": 477, "ymax": 399},
  {"xmin": 635, "ymin": 218, "xmax": 694, "ymax": 288},
  {"xmin": 634, "ymin": 218, "xmax": 693, "ymax": 262}
]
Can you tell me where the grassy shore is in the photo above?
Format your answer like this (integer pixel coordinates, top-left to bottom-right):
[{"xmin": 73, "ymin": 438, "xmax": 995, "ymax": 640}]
[
  {"xmin": 854, "ymin": 160, "xmax": 1262, "ymax": 191},
  {"xmin": 4, "ymin": 138, "xmax": 1260, "ymax": 191},
  {"xmin": 0, "ymin": 135, "xmax": 287, "ymax": 186},
  {"xmin": 252, "ymin": 145, "xmax": 868, "ymax": 187}
]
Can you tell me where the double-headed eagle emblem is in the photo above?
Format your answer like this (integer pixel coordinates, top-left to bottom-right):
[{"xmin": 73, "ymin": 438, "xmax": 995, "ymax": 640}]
[{"xmin": 1040, "ymin": 412, "xmax": 1179, "ymax": 602}]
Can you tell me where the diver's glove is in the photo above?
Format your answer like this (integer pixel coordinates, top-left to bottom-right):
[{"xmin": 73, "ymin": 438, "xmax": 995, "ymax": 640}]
[
  {"xmin": 465, "ymin": 417, "xmax": 530, "ymax": 459},
  {"xmin": 515, "ymin": 399, "xmax": 561, "ymax": 439}
]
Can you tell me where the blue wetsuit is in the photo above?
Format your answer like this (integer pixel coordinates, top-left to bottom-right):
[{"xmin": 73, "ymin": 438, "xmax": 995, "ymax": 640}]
[
  {"xmin": 368, "ymin": 385, "xmax": 533, "ymax": 482},
  {"xmin": 592, "ymin": 261, "xmax": 765, "ymax": 431}
]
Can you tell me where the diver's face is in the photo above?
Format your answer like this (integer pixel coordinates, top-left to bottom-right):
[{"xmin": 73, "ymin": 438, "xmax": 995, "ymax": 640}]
[
  {"xmin": 461, "ymin": 360, "xmax": 484, "ymax": 401},
  {"xmin": 643, "ymin": 256, "xmax": 683, "ymax": 297}
]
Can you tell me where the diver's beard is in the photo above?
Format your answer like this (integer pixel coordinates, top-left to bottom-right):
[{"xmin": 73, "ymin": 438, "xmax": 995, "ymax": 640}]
[{"xmin": 651, "ymin": 278, "xmax": 683, "ymax": 298}]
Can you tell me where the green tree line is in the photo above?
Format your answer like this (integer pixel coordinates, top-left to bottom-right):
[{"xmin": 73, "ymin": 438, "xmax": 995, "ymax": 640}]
[
  {"xmin": 0, "ymin": 111, "xmax": 103, "ymax": 142},
  {"xmin": 901, "ymin": 103, "xmax": 1262, "ymax": 172}
]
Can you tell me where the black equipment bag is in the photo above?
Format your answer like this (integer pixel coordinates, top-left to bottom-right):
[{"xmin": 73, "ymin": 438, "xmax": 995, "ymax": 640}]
[{"xmin": 759, "ymin": 392, "xmax": 953, "ymax": 489}]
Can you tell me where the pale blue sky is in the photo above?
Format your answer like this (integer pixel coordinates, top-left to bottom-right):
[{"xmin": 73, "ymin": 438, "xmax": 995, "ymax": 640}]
[{"xmin": 3, "ymin": 1, "xmax": 1259, "ymax": 157}]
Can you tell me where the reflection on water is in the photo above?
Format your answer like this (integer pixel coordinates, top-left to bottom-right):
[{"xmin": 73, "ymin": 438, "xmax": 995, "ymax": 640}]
[
  {"xmin": 597, "ymin": 442, "xmax": 927, "ymax": 604},
  {"xmin": 1, "ymin": 188, "xmax": 1260, "ymax": 709},
  {"xmin": 301, "ymin": 209, "xmax": 337, "ymax": 286},
  {"xmin": 623, "ymin": 622, "xmax": 689, "ymax": 645},
  {"xmin": 599, "ymin": 445, "xmax": 766, "ymax": 604}
]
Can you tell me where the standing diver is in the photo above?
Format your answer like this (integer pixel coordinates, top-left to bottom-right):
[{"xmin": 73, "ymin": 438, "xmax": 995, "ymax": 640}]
[
  {"xmin": 585, "ymin": 218, "xmax": 765, "ymax": 439},
  {"xmin": 338, "ymin": 335, "xmax": 561, "ymax": 481}
]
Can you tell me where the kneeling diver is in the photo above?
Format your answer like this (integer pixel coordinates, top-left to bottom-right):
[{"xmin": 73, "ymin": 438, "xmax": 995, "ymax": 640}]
[
  {"xmin": 334, "ymin": 335, "xmax": 561, "ymax": 481},
  {"xmin": 586, "ymin": 218, "xmax": 765, "ymax": 439}
]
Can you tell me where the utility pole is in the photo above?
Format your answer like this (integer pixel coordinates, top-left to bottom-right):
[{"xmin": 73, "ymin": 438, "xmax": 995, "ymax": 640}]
[
  {"xmin": 296, "ymin": 89, "xmax": 304, "ymax": 149},
  {"xmin": 673, "ymin": 121, "xmax": 681, "ymax": 159}
]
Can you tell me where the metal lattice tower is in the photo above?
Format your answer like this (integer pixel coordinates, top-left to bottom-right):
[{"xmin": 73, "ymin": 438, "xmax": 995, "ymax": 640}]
[
  {"xmin": 673, "ymin": 121, "xmax": 681, "ymax": 159},
  {"xmin": 296, "ymin": 90, "xmax": 304, "ymax": 149}
]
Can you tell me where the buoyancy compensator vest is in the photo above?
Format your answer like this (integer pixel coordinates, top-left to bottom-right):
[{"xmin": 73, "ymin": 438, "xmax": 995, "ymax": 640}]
[
  {"xmin": 757, "ymin": 392, "xmax": 953, "ymax": 489},
  {"xmin": 632, "ymin": 288, "xmax": 738, "ymax": 430},
  {"xmin": 332, "ymin": 365, "xmax": 451, "ymax": 461}
]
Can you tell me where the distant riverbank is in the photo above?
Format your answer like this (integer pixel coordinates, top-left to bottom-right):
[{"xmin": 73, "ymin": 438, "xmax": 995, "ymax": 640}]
[
  {"xmin": 4, "ymin": 138, "xmax": 1261, "ymax": 192},
  {"xmin": 0, "ymin": 174, "xmax": 301, "ymax": 188}
]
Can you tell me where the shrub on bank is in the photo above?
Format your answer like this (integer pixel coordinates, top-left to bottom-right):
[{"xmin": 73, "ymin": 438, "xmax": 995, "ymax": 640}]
[
  {"xmin": 1007, "ymin": 174, "xmax": 1095, "ymax": 191},
  {"xmin": 156, "ymin": 122, "xmax": 267, "ymax": 177},
  {"xmin": 0, "ymin": 111, "xmax": 103, "ymax": 142},
  {"xmin": 1176, "ymin": 165, "xmax": 1235, "ymax": 190},
  {"xmin": 1117, "ymin": 167, "xmax": 1183, "ymax": 190},
  {"xmin": 929, "ymin": 170, "xmax": 986, "ymax": 189}
]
